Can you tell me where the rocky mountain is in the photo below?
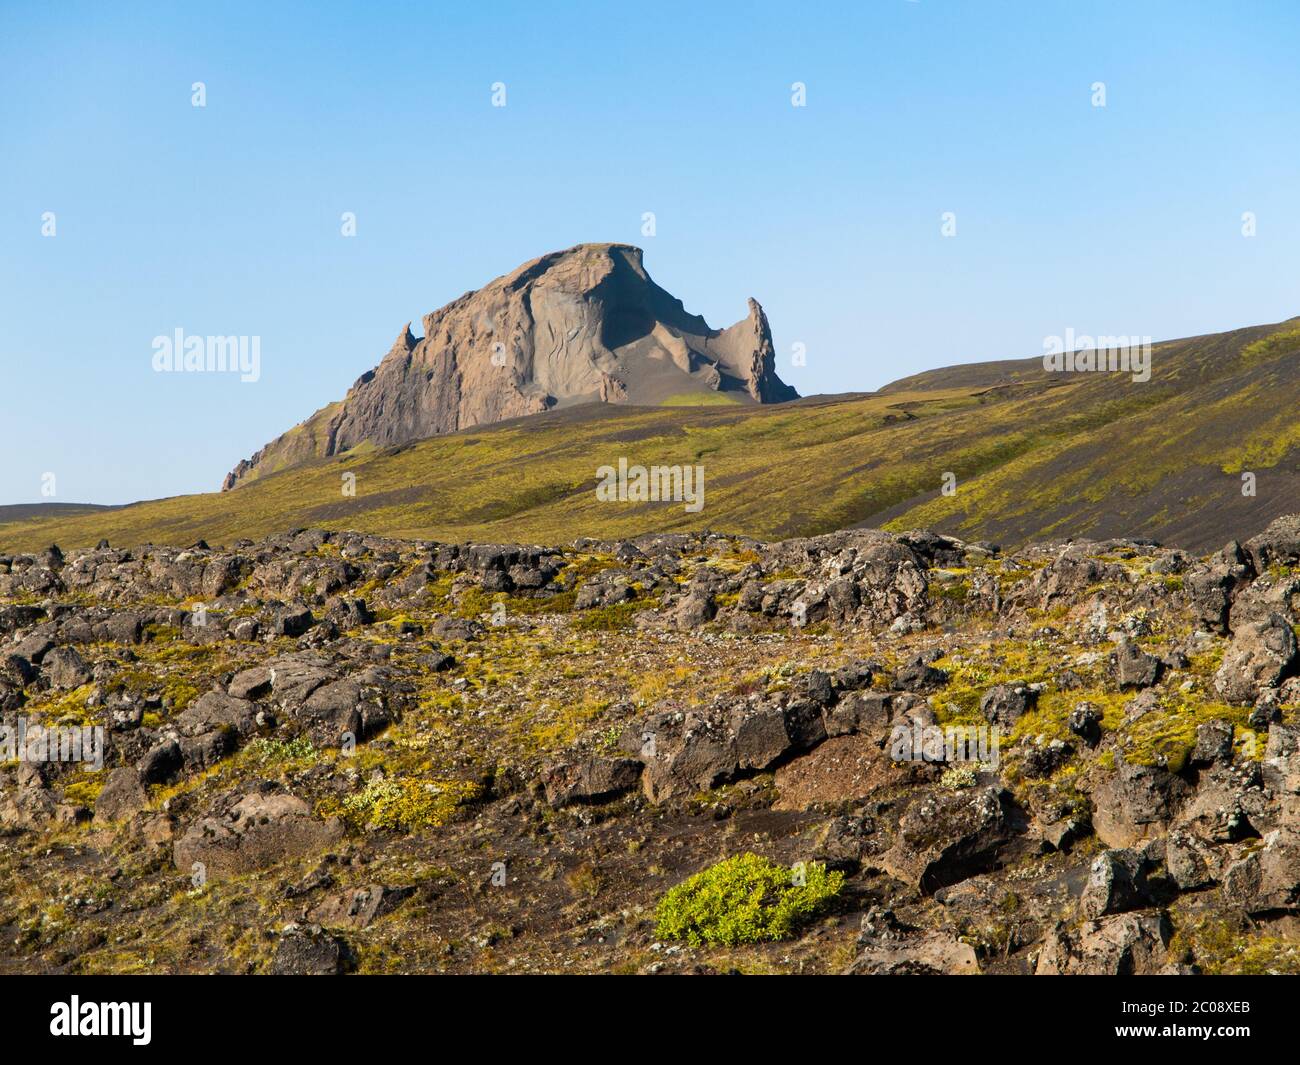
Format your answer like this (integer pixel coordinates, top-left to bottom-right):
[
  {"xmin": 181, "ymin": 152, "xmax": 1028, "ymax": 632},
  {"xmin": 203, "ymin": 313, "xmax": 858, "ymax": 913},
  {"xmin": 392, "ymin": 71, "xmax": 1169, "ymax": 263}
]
[
  {"xmin": 4, "ymin": 516, "xmax": 1300, "ymax": 973},
  {"xmin": 222, "ymin": 243, "xmax": 798, "ymax": 490}
]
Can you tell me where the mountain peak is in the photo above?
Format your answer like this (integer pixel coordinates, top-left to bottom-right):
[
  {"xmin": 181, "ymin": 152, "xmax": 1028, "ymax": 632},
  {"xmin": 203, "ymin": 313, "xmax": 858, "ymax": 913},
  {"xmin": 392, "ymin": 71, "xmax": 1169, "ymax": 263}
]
[{"xmin": 223, "ymin": 245, "xmax": 797, "ymax": 490}]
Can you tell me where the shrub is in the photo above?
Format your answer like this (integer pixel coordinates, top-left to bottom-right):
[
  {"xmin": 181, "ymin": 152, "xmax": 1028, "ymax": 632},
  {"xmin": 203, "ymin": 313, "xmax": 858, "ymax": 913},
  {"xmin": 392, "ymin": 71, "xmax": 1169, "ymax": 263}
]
[{"xmin": 655, "ymin": 852, "xmax": 844, "ymax": 947}]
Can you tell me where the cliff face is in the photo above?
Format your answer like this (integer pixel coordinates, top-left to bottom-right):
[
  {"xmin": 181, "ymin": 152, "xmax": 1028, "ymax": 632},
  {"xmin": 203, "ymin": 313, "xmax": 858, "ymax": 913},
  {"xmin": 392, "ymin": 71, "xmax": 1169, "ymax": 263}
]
[{"xmin": 223, "ymin": 243, "xmax": 797, "ymax": 490}]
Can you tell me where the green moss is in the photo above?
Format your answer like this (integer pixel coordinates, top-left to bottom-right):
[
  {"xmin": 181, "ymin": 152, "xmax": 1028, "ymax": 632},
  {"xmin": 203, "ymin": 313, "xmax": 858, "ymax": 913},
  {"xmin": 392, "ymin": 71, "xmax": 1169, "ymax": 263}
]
[
  {"xmin": 61, "ymin": 777, "xmax": 104, "ymax": 807},
  {"xmin": 143, "ymin": 623, "xmax": 182, "ymax": 643},
  {"xmin": 112, "ymin": 666, "xmax": 204, "ymax": 713},
  {"xmin": 339, "ymin": 776, "xmax": 482, "ymax": 832},
  {"xmin": 1174, "ymin": 913, "xmax": 1300, "ymax": 975},
  {"xmin": 572, "ymin": 600, "xmax": 649, "ymax": 632},
  {"xmin": 521, "ymin": 692, "xmax": 612, "ymax": 751},
  {"xmin": 654, "ymin": 852, "xmax": 844, "ymax": 947},
  {"xmin": 659, "ymin": 392, "xmax": 742, "ymax": 407},
  {"xmin": 31, "ymin": 684, "xmax": 97, "ymax": 726},
  {"xmin": 453, "ymin": 586, "xmax": 499, "ymax": 620},
  {"xmin": 1010, "ymin": 690, "xmax": 1128, "ymax": 745},
  {"xmin": 1120, "ymin": 698, "xmax": 1259, "ymax": 773},
  {"xmin": 929, "ymin": 578, "xmax": 972, "ymax": 602},
  {"xmin": 1240, "ymin": 324, "xmax": 1300, "ymax": 365},
  {"xmin": 505, "ymin": 589, "xmax": 577, "ymax": 615}
]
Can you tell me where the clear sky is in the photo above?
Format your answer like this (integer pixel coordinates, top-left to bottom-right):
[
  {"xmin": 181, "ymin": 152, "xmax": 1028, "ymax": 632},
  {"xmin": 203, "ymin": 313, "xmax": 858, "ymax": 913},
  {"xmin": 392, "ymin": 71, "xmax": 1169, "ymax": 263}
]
[{"xmin": 2, "ymin": 1, "xmax": 1297, "ymax": 506}]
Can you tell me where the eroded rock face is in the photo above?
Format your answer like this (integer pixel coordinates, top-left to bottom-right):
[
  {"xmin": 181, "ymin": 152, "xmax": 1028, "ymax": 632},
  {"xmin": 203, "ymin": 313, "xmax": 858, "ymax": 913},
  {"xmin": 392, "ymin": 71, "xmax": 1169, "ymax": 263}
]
[
  {"xmin": 223, "ymin": 244, "xmax": 797, "ymax": 489},
  {"xmin": 540, "ymin": 756, "xmax": 642, "ymax": 807},
  {"xmin": 1035, "ymin": 912, "xmax": 1171, "ymax": 975}
]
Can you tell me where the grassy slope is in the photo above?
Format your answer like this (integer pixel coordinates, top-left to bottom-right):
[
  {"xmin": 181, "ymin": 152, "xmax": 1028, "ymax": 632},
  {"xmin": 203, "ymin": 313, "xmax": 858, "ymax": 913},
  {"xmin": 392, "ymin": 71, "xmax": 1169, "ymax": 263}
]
[{"xmin": 3, "ymin": 319, "xmax": 1298, "ymax": 554}]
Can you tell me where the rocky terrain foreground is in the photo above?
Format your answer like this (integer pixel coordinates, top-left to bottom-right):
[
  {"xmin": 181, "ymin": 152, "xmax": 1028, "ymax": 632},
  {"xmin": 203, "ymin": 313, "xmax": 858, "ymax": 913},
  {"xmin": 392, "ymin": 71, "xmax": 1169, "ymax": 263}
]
[{"xmin": 3, "ymin": 516, "xmax": 1300, "ymax": 975}]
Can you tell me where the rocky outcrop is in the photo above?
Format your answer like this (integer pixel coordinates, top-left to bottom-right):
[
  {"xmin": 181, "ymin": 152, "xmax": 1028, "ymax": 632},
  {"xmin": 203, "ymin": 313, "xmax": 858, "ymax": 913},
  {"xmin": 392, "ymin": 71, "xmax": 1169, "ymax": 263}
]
[
  {"xmin": 1035, "ymin": 912, "xmax": 1171, "ymax": 975},
  {"xmin": 223, "ymin": 244, "xmax": 797, "ymax": 489},
  {"xmin": 1214, "ymin": 612, "xmax": 1298, "ymax": 704}
]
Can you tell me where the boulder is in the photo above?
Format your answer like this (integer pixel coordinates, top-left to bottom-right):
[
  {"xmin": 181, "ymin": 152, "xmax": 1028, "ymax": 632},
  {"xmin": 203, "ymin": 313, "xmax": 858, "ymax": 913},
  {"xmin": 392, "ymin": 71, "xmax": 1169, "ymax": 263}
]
[
  {"xmin": 1190, "ymin": 720, "xmax": 1234, "ymax": 767},
  {"xmin": 297, "ymin": 675, "xmax": 390, "ymax": 747},
  {"xmin": 823, "ymin": 690, "xmax": 892, "ymax": 738},
  {"xmin": 881, "ymin": 786, "xmax": 1026, "ymax": 894},
  {"xmin": 40, "ymin": 646, "xmax": 92, "ymax": 689},
  {"xmin": 1244, "ymin": 514, "xmax": 1300, "ymax": 572},
  {"xmin": 1221, "ymin": 827, "xmax": 1300, "ymax": 914},
  {"xmin": 307, "ymin": 885, "xmax": 414, "ymax": 930},
  {"xmin": 894, "ymin": 658, "xmax": 948, "ymax": 693},
  {"xmin": 1090, "ymin": 759, "xmax": 1187, "ymax": 848},
  {"xmin": 1035, "ymin": 912, "xmax": 1170, "ymax": 975},
  {"xmin": 632, "ymin": 711, "xmax": 738, "ymax": 803},
  {"xmin": 1113, "ymin": 640, "xmax": 1163, "ymax": 689},
  {"xmin": 1080, "ymin": 848, "xmax": 1152, "ymax": 918},
  {"xmin": 979, "ymin": 683, "xmax": 1036, "ymax": 727},
  {"xmin": 675, "ymin": 592, "xmax": 716, "ymax": 630},
  {"xmin": 137, "ymin": 739, "xmax": 184, "ymax": 785},
  {"xmin": 175, "ymin": 691, "xmax": 259, "ymax": 739},
  {"xmin": 541, "ymin": 756, "xmax": 642, "ymax": 806},
  {"xmin": 93, "ymin": 767, "xmax": 149, "ymax": 823},
  {"xmin": 272, "ymin": 605, "xmax": 315, "ymax": 637},
  {"xmin": 1215, "ymin": 613, "xmax": 1298, "ymax": 703},
  {"xmin": 269, "ymin": 923, "xmax": 348, "ymax": 975},
  {"xmin": 846, "ymin": 929, "xmax": 980, "ymax": 975}
]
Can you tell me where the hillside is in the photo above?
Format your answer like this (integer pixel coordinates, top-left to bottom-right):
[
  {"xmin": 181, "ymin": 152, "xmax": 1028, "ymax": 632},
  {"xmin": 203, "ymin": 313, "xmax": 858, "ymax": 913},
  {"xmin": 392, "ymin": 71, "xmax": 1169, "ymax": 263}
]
[
  {"xmin": 0, "ymin": 503, "xmax": 116, "ymax": 524},
  {"xmin": 3, "ymin": 316, "xmax": 1298, "ymax": 555}
]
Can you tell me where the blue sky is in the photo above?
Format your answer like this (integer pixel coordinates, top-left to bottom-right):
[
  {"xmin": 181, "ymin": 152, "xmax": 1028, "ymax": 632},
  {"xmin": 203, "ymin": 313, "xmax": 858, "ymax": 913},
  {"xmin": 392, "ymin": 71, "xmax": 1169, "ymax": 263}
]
[{"xmin": 2, "ymin": 0, "xmax": 1297, "ymax": 505}]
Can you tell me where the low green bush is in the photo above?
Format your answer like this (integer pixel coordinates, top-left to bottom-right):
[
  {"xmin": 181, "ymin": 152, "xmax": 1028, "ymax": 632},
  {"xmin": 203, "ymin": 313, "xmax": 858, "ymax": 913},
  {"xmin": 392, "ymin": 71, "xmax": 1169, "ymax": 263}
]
[{"xmin": 655, "ymin": 852, "xmax": 843, "ymax": 947}]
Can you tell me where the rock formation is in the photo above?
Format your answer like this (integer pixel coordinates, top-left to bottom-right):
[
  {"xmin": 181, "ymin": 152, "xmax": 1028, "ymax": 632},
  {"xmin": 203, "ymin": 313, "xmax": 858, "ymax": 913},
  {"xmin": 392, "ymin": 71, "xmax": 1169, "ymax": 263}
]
[{"xmin": 223, "ymin": 243, "xmax": 797, "ymax": 489}]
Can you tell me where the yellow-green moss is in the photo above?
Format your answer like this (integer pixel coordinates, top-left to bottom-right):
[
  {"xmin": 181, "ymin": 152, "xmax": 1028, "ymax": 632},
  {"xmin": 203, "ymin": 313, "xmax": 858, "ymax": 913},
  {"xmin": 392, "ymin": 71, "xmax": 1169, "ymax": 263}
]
[
  {"xmin": 655, "ymin": 852, "xmax": 844, "ymax": 947},
  {"xmin": 1121, "ymin": 698, "xmax": 1259, "ymax": 773},
  {"xmin": 338, "ymin": 776, "xmax": 482, "ymax": 832}
]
